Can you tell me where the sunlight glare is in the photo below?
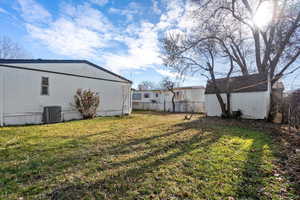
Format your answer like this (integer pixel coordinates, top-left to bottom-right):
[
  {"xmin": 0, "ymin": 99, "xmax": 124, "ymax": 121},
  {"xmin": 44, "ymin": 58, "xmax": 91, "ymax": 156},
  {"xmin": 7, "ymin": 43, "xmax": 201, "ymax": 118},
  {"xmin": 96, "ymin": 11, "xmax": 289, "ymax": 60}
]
[{"xmin": 253, "ymin": 1, "xmax": 273, "ymax": 29}]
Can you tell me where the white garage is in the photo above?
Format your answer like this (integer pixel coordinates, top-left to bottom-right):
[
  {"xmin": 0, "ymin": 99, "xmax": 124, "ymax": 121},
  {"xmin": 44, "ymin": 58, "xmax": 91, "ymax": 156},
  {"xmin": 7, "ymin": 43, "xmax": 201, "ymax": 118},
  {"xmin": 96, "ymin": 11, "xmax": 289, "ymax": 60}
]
[{"xmin": 0, "ymin": 59, "xmax": 132, "ymax": 126}]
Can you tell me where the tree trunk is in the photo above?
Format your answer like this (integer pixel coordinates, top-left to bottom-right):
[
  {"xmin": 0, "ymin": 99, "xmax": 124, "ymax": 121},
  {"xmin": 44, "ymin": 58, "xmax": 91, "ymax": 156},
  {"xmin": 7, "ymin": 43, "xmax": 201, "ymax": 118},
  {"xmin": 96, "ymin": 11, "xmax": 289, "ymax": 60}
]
[
  {"xmin": 172, "ymin": 93, "xmax": 175, "ymax": 112},
  {"xmin": 215, "ymin": 92, "xmax": 227, "ymax": 115},
  {"xmin": 209, "ymin": 64, "xmax": 228, "ymax": 117},
  {"xmin": 226, "ymin": 92, "xmax": 231, "ymax": 117}
]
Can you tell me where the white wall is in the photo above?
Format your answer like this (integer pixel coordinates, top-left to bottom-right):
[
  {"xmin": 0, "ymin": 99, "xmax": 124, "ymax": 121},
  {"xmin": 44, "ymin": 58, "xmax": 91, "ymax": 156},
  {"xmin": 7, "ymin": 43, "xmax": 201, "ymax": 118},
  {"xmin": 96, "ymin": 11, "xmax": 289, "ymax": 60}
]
[
  {"xmin": 5, "ymin": 62, "xmax": 126, "ymax": 82},
  {"xmin": 205, "ymin": 91, "xmax": 270, "ymax": 119},
  {"xmin": 0, "ymin": 64, "xmax": 131, "ymax": 126},
  {"xmin": 134, "ymin": 91, "xmax": 161, "ymax": 103},
  {"xmin": 132, "ymin": 88, "xmax": 206, "ymax": 113}
]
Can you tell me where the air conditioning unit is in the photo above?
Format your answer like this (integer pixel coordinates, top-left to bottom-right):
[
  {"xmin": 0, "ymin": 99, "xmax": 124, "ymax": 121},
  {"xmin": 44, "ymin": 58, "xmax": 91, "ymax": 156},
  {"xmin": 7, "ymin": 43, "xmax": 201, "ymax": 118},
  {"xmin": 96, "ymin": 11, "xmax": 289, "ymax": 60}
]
[{"xmin": 43, "ymin": 106, "xmax": 62, "ymax": 124}]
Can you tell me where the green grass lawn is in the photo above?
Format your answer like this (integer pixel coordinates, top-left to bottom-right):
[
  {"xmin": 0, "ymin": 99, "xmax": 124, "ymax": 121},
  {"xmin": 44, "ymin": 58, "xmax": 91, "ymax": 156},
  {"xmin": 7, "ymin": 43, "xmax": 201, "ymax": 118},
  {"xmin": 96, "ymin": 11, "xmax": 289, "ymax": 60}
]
[{"xmin": 0, "ymin": 112, "xmax": 298, "ymax": 200}]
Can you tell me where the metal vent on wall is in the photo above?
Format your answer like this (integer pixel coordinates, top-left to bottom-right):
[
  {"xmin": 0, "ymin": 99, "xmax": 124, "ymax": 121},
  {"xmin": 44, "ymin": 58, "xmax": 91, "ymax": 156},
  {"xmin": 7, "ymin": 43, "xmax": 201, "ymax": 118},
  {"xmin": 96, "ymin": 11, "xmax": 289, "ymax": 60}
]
[{"xmin": 43, "ymin": 106, "xmax": 62, "ymax": 124}]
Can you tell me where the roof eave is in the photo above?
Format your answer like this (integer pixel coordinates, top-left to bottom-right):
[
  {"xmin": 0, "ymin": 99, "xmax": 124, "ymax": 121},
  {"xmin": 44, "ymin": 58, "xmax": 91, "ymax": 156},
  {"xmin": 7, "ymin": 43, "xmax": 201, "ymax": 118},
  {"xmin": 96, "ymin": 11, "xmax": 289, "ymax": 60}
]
[{"xmin": 0, "ymin": 59, "xmax": 132, "ymax": 84}]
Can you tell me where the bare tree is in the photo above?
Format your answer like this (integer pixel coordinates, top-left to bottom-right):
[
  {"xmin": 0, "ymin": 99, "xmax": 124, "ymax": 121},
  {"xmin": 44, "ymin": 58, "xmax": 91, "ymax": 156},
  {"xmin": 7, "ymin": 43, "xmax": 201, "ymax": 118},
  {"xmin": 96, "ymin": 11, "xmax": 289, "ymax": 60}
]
[
  {"xmin": 138, "ymin": 81, "xmax": 157, "ymax": 90},
  {"xmin": 161, "ymin": 77, "xmax": 177, "ymax": 112},
  {"xmin": 162, "ymin": 32, "xmax": 235, "ymax": 117},
  {"xmin": 161, "ymin": 0, "xmax": 300, "ymax": 117},
  {"xmin": 0, "ymin": 36, "xmax": 29, "ymax": 59},
  {"xmin": 190, "ymin": 0, "xmax": 300, "ymax": 85}
]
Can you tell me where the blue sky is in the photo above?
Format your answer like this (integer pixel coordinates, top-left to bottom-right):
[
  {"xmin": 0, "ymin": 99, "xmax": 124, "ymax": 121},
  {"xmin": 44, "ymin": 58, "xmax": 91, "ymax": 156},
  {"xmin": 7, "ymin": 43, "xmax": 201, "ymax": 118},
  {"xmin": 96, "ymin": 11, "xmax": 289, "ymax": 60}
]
[
  {"xmin": 0, "ymin": 0, "xmax": 299, "ymax": 89},
  {"xmin": 0, "ymin": 0, "xmax": 207, "ymax": 88}
]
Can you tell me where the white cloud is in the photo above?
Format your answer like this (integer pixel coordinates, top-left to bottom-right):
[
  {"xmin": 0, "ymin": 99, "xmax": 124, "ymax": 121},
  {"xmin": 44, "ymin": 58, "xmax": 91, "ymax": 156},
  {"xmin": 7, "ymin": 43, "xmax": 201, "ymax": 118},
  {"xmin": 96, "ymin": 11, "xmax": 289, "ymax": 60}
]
[
  {"xmin": 177, "ymin": 0, "xmax": 200, "ymax": 31},
  {"xmin": 156, "ymin": 68, "xmax": 207, "ymax": 86},
  {"xmin": 24, "ymin": 2, "xmax": 113, "ymax": 58},
  {"xmin": 89, "ymin": 0, "xmax": 109, "ymax": 6},
  {"xmin": 152, "ymin": 0, "xmax": 161, "ymax": 15},
  {"xmin": 155, "ymin": 0, "xmax": 199, "ymax": 32},
  {"xmin": 101, "ymin": 0, "xmax": 197, "ymax": 73},
  {"xmin": 16, "ymin": 0, "xmax": 52, "ymax": 23},
  {"xmin": 16, "ymin": 0, "xmax": 198, "ymax": 78},
  {"xmin": 0, "ymin": 7, "xmax": 8, "ymax": 15},
  {"xmin": 26, "ymin": 19, "xmax": 106, "ymax": 58},
  {"xmin": 102, "ymin": 22, "xmax": 162, "ymax": 72},
  {"xmin": 108, "ymin": 2, "xmax": 142, "ymax": 22},
  {"xmin": 159, "ymin": 0, "xmax": 185, "ymax": 28},
  {"xmin": 156, "ymin": 69, "xmax": 179, "ymax": 78},
  {"xmin": 61, "ymin": 3, "xmax": 113, "ymax": 32}
]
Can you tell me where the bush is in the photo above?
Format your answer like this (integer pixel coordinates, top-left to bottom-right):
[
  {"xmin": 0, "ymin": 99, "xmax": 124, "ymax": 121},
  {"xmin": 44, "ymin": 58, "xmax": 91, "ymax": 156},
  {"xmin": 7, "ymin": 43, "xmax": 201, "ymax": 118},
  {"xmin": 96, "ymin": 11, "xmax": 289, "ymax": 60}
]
[{"xmin": 73, "ymin": 89, "xmax": 100, "ymax": 119}]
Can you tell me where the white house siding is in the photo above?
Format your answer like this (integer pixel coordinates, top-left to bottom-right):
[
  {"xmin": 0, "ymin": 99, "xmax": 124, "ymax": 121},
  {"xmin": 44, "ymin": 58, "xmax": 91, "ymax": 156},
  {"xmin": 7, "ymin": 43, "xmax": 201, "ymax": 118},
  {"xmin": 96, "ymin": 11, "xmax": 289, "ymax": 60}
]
[
  {"xmin": 4, "ymin": 62, "xmax": 125, "ymax": 82},
  {"xmin": 0, "ymin": 63, "xmax": 131, "ymax": 126},
  {"xmin": 132, "ymin": 88, "xmax": 205, "ymax": 113},
  {"xmin": 205, "ymin": 91, "xmax": 270, "ymax": 119}
]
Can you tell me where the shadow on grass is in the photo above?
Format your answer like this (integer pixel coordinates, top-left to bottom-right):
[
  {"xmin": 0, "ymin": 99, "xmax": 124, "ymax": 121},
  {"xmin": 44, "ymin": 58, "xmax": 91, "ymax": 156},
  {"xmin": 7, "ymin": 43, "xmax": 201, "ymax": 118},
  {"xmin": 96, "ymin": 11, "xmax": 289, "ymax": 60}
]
[
  {"xmin": 208, "ymin": 126, "xmax": 276, "ymax": 199},
  {"xmin": 47, "ymin": 131, "xmax": 220, "ymax": 200},
  {"xmin": 235, "ymin": 135, "xmax": 272, "ymax": 199},
  {"xmin": 1, "ymin": 117, "xmax": 282, "ymax": 200},
  {"xmin": 1, "ymin": 120, "xmax": 201, "ymax": 197}
]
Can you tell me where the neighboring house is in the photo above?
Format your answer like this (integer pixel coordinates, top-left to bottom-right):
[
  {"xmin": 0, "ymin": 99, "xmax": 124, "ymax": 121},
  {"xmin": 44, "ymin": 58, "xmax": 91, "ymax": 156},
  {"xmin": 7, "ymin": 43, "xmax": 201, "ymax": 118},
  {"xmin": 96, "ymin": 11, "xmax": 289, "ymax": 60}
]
[
  {"xmin": 0, "ymin": 59, "xmax": 132, "ymax": 126},
  {"xmin": 205, "ymin": 73, "xmax": 272, "ymax": 119},
  {"xmin": 132, "ymin": 86, "xmax": 206, "ymax": 113}
]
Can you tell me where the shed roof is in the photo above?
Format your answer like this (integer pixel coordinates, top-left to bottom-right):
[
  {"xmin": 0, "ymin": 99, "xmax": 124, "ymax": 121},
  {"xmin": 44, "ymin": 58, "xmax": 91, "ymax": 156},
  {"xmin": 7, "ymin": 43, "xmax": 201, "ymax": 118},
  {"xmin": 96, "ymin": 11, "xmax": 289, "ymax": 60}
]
[
  {"xmin": 205, "ymin": 73, "xmax": 268, "ymax": 94},
  {"xmin": 0, "ymin": 59, "xmax": 132, "ymax": 83}
]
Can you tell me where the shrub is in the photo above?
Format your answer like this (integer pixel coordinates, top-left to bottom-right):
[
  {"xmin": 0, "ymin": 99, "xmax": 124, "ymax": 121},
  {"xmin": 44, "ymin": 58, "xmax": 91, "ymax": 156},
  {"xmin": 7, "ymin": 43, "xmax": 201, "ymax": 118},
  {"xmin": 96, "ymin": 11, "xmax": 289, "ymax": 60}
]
[{"xmin": 73, "ymin": 89, "xmax": 100, "ymax": 119}]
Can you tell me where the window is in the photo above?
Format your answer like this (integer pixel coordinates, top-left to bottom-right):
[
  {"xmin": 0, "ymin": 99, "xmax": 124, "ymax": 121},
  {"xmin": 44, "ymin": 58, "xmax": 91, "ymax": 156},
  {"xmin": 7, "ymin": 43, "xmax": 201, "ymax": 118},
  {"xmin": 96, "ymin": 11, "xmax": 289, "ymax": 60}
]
[
  {"xmin": 144, "ymin": 93, "xmax": 150, "ymax": 98},
  {"xmin": 41, "ymin": 77, "xmax": 49, "ymax": 95},
  {"xmin": 133, "ymin": 93, "xmax": 142, "ymax": 100}
]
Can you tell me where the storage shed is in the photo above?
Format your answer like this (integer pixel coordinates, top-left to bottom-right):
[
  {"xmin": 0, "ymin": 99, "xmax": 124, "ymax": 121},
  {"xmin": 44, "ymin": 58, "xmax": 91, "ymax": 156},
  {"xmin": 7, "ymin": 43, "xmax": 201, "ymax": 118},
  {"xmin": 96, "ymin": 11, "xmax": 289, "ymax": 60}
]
[
  {"xmin": 205, "ymin": 74, "xmax": 271, "ymax": 119},
  {"xmin": 0, "ymin": 59, "xmax": 132, "ymax": 126}
]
